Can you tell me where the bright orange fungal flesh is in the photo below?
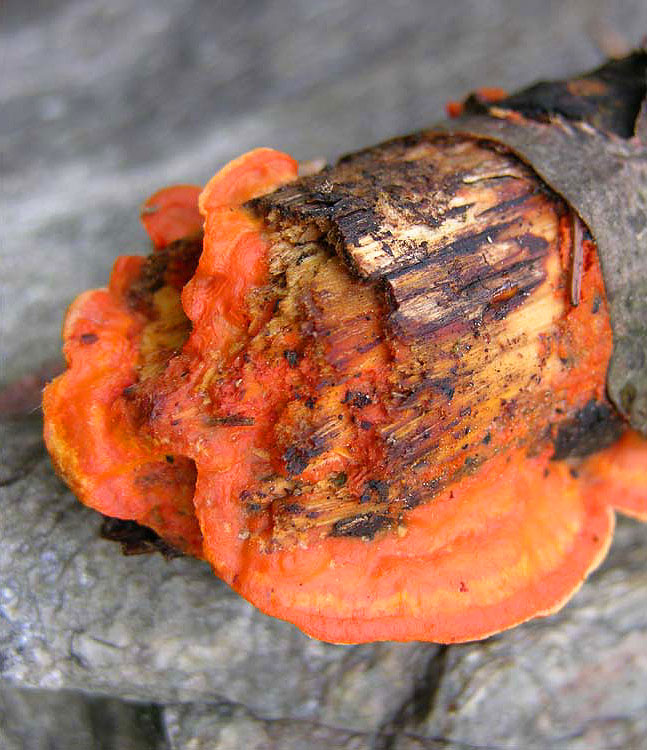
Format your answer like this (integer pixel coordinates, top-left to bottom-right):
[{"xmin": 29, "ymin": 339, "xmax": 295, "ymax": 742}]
[{"xmin": 43, "ymin": 187, "xmax": 204, "ymax": 556}]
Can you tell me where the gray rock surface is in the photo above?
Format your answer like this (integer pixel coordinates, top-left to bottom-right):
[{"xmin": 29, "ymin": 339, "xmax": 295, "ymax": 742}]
[
  {"xmin": 0, "ymin": 686, "xmax": 166, "ymax": 750},
  {"xmin": 2, "ymin": 1, "xmax": 647, "ymax": 748}
]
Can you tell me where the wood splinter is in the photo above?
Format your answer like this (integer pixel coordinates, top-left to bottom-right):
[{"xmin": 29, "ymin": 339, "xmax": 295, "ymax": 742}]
[{"xmin": 570, "ymin": 212, "xmax": 584, "ymax": 307}]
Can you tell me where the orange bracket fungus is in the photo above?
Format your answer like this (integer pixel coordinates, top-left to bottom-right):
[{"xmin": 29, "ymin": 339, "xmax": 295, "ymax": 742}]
[{"xmin": 43, "ymin": 53, "xmax": 647, "ymax": 643}]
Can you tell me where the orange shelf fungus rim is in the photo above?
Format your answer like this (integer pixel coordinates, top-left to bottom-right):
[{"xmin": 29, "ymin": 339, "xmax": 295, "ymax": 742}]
[
  {"xmin": 140, "ymin": 185, "xmax": 204, "ymax": 249},
  {"xmin": 198, "ymin": 147, "xmax": 298, "ymax": 213},
  {"xmin": 229, "ymin": 450, "xmax": 618, "ymax": 643},
  {"xmin": 579, "ymin": 430, "xmax": 647, "ymax": 522}
]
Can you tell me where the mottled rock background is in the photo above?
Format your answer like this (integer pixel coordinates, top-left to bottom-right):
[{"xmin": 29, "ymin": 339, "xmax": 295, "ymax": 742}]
[{"xmin": 2, "ymin": 1, "xmax": 646, "ymax": 748}]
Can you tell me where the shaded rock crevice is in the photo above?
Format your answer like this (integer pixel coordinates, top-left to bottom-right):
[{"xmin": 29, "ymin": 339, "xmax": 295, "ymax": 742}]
[{"xmin": 373, "ymin": 646, "xmax": 449, "ymax": 750}]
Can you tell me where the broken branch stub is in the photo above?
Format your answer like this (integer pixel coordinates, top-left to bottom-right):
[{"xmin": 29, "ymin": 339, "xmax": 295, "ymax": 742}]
[{"xmin": 250, "ymin": 50, "xmax": 647, "ymax": 435}]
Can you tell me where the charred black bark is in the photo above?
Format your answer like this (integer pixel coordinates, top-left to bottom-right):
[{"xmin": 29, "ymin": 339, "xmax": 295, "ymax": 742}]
[{"xmin": 465, "ymin": 51, "xmax": 647, "ymax": 138}]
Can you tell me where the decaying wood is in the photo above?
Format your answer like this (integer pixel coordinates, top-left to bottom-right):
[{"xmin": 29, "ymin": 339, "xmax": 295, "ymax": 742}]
[
  {"xmin": 432, "ymin": 50, "xmax": 647, "ymax": 434},
  {"xmin": 238, "ymin": 135, "xmax": 611, "ymax": 546},
  {"xmin": 128, "ymin": 236, "xmax": 202, "ymax": 381},
  {"xmin": 253, "ymin": 136, "xmax": 553, "ymax": 337}
]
